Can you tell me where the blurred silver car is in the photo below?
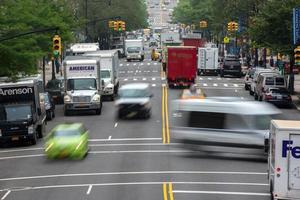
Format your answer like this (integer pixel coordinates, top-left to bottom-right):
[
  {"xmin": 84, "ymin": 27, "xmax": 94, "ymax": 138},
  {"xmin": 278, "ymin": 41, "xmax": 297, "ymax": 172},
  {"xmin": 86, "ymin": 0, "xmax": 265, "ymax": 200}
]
[
  {"xmin": 171, "ymin": 98, "xmax": 281, "ymax": 153},
  {"xmin": 115, "ymin": 83, "xmax": 153, "ymax": 119}
]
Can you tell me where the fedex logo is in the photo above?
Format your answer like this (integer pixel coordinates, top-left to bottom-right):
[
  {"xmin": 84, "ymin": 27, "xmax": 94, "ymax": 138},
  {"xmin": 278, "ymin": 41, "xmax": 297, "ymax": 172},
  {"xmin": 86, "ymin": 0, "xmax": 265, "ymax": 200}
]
[{"xmin": 282, "ymin": 140, "xmax": 300, "ymax": 158}]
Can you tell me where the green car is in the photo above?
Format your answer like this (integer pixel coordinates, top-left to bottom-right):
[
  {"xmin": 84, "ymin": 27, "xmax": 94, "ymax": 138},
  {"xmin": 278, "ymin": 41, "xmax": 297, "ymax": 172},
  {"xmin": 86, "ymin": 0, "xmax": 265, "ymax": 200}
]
[{"xmin": 44, "ymin": 123, "xmax": 89, "ymax": 159}]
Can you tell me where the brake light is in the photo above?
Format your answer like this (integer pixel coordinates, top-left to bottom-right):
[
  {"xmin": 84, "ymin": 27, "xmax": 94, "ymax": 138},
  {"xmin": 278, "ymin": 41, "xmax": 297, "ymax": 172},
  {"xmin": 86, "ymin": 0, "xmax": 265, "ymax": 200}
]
[{"xmin": 265, "ymin": 94, "xmax": 273, "ymax": 100}]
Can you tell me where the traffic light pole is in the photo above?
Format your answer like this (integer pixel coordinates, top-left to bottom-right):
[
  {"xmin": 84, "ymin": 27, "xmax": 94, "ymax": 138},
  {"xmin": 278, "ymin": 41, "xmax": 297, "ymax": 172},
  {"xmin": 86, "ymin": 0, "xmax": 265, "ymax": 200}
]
[{"xmin": 51, "ymin": 57, "xmax": 56, "ymax": 80}]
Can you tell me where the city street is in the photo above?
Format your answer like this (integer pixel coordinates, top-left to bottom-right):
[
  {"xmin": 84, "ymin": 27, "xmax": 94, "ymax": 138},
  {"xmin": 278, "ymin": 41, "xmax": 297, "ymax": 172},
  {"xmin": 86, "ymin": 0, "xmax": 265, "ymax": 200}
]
[{"xmin": 1, "ymin": 46, "xmax": 299, "ymax": 200}]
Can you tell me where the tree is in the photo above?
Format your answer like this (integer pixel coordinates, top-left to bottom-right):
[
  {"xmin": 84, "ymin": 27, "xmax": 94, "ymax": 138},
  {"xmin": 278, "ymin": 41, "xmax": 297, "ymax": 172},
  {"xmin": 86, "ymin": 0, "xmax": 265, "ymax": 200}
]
[{"xmin": 0, "ymin": 0, "xmax": 77, "ymax": 77}]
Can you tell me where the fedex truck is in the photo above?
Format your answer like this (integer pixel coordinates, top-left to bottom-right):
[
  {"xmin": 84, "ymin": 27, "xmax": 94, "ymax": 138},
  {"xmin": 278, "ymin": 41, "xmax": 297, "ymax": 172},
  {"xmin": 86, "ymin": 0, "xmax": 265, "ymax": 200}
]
[
  {"xmin": 267, "ymin": 120, "xmax": 300, "ymax": 200},
  {"xmin": 63, "ymin": 56, "xmax": 102, "ymax": 115},
  {"xmin": 197, "ymin": 47, "xmax": 219, "ymax": 75}
]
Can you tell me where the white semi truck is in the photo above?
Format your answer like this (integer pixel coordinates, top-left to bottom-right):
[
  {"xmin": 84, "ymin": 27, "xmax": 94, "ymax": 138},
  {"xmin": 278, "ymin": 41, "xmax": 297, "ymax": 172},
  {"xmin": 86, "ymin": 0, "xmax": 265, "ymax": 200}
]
[
  {"xmin": 267, "ymin": 120, "xmax": 300, "ymax": 200},
  {"xmin": 197, "ymin": 47, "xmax": 219, "ymax": 75},
  {"xmin": 125, "ymin": 39, "xmax": 145, "ymax": 61},
  {"xmin": 63, "ymin": 56, "xmax": 102, "ymax": 115},
  {"xmin": 84, "ymin": 50, "xmax": 119, "ymax": 100}
]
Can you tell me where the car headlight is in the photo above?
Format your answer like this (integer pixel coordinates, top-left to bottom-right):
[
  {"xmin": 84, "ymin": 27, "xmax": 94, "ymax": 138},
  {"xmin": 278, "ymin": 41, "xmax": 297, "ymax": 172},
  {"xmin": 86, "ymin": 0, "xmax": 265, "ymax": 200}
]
[
  {"xmin": 141, "ymin": 101, "xmax": 150, "ymax": 108},
  {"xmin": 105, "ymin": 84, "xmax": 114, "ymax": 91},
  {"xmin": 28, "ymin": 125, "xmax": 34, "ymax": 134},
  {"xmin": 64, "ymin": 95, "xmax": 71, "ymax": 103},
  {"xmin": 92, "ymin": 94, "xmax": 100, "ymax": 102}
]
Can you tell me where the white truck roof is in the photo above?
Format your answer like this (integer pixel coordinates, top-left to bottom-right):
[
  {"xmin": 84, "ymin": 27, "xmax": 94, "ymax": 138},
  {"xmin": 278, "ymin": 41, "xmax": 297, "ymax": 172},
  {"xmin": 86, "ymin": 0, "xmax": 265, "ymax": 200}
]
[
  {"xmin": 0, "ymin": 75, "xmax": 42, "ymax": 86},
  {"xmin": 271, "ymin": 120, "xmax": 300, "ymax": 130},
  {"xmin": 63, "ymin": 56, "xmax": 99, "ymax": 65},
  {"xmin": 84, "ymin": 50, "xmax": 118, "ymax": 58},
  {"xmin": 70, "ymin": 43, "xmax": 99, "ymax": 53}
]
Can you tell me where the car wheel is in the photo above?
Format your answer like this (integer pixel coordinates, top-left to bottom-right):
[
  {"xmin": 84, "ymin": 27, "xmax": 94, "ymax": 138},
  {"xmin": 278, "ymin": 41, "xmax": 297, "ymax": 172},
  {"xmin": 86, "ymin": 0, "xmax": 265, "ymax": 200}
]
[
  {"xmin": 30, "ymin": 132, "xmax": 37, "ymax": 145},
  {"xmin": 244, "ymin": 85, "xmax": 248, "ymax": 90},
  {"xmin": 249, "ymin": 90, "xmax": 254, "ymax": 95},
  {"xmin": 254, "ymin": 93, "xmax": 258, "ymax": 100},
  {"xmin": 52, "ymin": 110, "xmax": 55, "ymax": 118}
]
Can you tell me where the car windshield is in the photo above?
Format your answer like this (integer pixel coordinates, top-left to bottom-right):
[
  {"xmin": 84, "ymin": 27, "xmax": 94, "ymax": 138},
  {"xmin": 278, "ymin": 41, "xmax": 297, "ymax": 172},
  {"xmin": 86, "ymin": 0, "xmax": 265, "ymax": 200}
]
[
  {"xmin": 67, "ymin": 78, "xmax": 96, "ymax": 90},
  {"xmin": 53, "ymin": 129, "xmax": 82, "ymax": 137},
  {"xmin": 127, "ymin": 47, "xmax": 141, "ymax": 53},
  {"xmin": 0, "ymin": 105, "xmax": 32, "ymax": 121},
  {"xmin": 119, "ymin": 88, "xmax": 148, "ymax": 98},
  {"xmin": 101, "ymin": 70, "xmax": 111, "ymax": 79}
]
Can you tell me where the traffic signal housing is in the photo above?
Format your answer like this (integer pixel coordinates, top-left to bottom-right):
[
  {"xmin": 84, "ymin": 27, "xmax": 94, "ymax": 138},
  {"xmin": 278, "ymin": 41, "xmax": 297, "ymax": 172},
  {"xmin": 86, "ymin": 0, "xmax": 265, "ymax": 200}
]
[
  {"xmin": 108, "ymin": 20, "xmax": 115, "ymax": 28},
  {"xmin": 227, "ymin": 22, "xmax": 233, "ymax": 32},
  {"xmin": 295, "ymin": 46, "xmax": 300, "ymax": 65},
  {"xmin": 52, "ymin": 35, "xmax": 61, "ymax": 57},
  {"xmin": 113, "ymin": 21, "xmax": 118, "ymax": 31},
  {"xmin": 121, "ymin": 21, "xmax": 126, "ymax": 31}
]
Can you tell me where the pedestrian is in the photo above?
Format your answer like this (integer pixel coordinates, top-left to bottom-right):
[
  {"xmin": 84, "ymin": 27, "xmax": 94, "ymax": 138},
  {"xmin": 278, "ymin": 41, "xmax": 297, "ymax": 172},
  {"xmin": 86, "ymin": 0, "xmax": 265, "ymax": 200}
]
[{"xmin": 270, "ymin": 55, "xmax": 274, "ymax": 67}]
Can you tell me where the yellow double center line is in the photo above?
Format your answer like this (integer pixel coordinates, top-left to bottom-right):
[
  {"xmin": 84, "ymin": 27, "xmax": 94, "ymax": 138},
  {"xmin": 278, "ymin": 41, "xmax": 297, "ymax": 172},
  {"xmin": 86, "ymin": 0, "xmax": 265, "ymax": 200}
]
[
  {"xmin": 162, "ymin": 85, "xmax": 170, "ymax": 144},
  {"xmin": 163, "ymin": 182, "xmax": 174, "ymax": 200}
]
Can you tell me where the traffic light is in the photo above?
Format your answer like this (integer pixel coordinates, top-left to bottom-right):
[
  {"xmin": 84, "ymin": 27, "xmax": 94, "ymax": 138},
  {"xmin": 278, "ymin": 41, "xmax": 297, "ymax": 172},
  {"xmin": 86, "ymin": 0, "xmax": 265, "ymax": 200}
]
[
  {"xmin": 191, "ymin": 24, "xmax": 196, "ymax": 30},
  {"xmin": 227, "ymin": 22, "xmax": 233, "ymax": 32},
  {"xmin": 52, "ymin": 35, "xmax": 61, "ymax": 57},
  {"xmin": 121, "ymin": 21, "xmax": 126, "ymax": 31},
  {"xmin": 118, "ymin": 21, "xmax": 123, "ymax": 32},
  {"xmin": 199, "ymin": 20, "xmax": 207, "ymax": 28},
  {"xmin": 108, "ymin": 20, "xmax": 115, "ymax": 28},
  {"xmin": 232, "ymin": 22, "xmax": 238, "ymax": 31},
  {"xmin": 295, "ymin": 46, "xmax": 300, "ymax": 65},
  {"xmin": 113, "ymin": 21, "xmax": 118, "ymax": 31}
]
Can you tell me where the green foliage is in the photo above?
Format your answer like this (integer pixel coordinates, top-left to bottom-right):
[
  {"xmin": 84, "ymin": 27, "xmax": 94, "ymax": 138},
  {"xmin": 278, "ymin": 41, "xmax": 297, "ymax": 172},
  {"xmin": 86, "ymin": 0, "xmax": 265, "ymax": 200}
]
[{"xmin": 0, "ymin": 0, "xmax": 77, "ymax": 77}]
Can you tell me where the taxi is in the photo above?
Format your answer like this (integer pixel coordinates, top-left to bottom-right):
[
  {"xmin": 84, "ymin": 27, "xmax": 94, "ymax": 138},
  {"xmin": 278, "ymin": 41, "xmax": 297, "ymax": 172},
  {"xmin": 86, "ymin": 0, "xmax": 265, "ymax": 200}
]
[
  {"xmin": 151, "ymin": 48, "xmax": 161, "ymax": 61},
  {"xmin": 180, "ymin": 86, "xmax": 206, "ymax": 99},
  {"xmin": 44, "ymin": 123, "xmax": 89, "ymax": 159}
]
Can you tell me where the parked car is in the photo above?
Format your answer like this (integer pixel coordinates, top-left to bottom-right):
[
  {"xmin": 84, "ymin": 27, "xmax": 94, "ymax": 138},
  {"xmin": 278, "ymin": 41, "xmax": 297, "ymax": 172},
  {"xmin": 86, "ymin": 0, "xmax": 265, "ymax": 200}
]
[
  {"xmin": 249, "ymin": 68, "xmax": 279, "ymax": 96},
  {"xmin": 44, "ymin": 123, "xmax": 89, "ymax": 159},
  {"xmin": 255, "ymin": 74, "xmax": 286, "ymax": 101},
  {"xmin": 262, "ymin": 87, "xmax": 292, "ymax": 107},
  {"xmin": 45, "ymin": 77, "xmax": 64, "ymax": 104},
  {"xmin": 115, "ymin": 83, "xmax": 153, "ymax": 119},
  {"xmin": 244, "ymin": 68, "xmax": 255, "ymax": 90},
  {"xmin": 220, "ymin": 56, "xmax": 242, "ymax": 77},
  {"xmin": 43, "ymin": 92, "xmax": 55, "ymax": 120}
]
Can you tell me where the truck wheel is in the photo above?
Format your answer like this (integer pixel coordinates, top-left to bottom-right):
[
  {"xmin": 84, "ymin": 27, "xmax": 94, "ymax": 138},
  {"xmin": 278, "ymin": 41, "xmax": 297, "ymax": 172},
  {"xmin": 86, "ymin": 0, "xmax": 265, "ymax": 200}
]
[
  {"xmin": 30, "ymin": 132, "xmax": 37, "ymax": 145},
  {"xmin": 249, "ymin": 90, "xmax": 254, "ymax": 95},
  {"xmin": 64, "ymin": 109, "xmax": 70, "ymax": 116},
  {"xmin": 96, "ymin": 102, "xmax": 102, "ymax": 115},
  {"xmin": 110, "ymin": 95, "xmax": 114, "ymax": 101},
  {"xmin": 37, "ymin": 123, "xmax": 45, "ymax": 138},
  {"xmin": 141, "ymin": 55, "xmax": 144, "ymax": 61},
  {"xmin": 220, "ymin": 72, "xmax": 224, "ymax": 77},
  {"xmin": 270, "ymin": 180, "xmax": 274, "ymax": 200},
  {"xmin": 254, "ymin": 93, "xmax": 258, "ymax": 100}
]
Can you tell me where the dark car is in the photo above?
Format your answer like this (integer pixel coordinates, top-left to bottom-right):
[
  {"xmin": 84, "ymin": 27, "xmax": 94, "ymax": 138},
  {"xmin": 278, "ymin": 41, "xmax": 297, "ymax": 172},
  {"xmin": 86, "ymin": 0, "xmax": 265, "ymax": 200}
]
[
  {"xmin": 220, "ymin": 56, "xmax": 242, "ymax": 78},
  {"xmin": 44, "ymin": 92, "xmax": 56, "ymax": 120},
  {"xmin": 45, "ymin": 78, "xmax": 64, "ymax": 104},
  {"xmin": 262, "ymin": 87, "xmax": 292, "ymax": 107}
]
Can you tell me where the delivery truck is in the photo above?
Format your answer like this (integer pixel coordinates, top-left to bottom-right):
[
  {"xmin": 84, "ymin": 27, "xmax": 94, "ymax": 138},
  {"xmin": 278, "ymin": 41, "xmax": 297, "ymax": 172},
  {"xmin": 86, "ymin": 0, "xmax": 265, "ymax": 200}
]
[
  {"xmin": 182, "ymin": 34, "xmax": 205, "ymax": 48},
  {"xmin": 63, "ymin": 56, "xmax": 103, "ymax": 115},
  {"xmin": 0, "ymin": 75, "xmax": 46, "ymax": 145},
  {"xmin": 84, "ymin": 50, "xmax": 120, "ymax": 100},
  {"xmin": 125, "ymin": 39, "xmax": 145, "ymax": 61},
  {"xmin": 267, "ymin": 120, "xmax": 300, "ymax": 200},
  {"xmin": 198, "ymin": 47, "xmax": 219, "ymax": 75},
  {"xmin": 167, "ymin": 46, "xmax": 197, "ymax": 87}
]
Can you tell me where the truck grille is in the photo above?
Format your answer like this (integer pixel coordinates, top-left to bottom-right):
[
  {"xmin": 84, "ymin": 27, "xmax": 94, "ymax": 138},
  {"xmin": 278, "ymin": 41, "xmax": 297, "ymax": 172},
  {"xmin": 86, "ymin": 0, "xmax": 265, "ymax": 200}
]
[{"xmin": 73, "ymin": 96, "xmax": 91, "ymax": 103}]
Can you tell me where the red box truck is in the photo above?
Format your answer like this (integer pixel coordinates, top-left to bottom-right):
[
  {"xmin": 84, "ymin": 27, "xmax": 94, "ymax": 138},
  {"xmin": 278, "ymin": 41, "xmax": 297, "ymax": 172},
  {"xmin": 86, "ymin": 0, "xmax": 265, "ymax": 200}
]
[{"xmin": 167, "ymin": 46, "xmax": 197, "ymax": 87}]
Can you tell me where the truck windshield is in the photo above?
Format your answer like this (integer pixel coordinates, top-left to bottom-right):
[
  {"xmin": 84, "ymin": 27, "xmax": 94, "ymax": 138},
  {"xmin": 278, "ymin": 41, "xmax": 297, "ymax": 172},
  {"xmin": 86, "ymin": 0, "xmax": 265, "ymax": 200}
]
[
  {"xmin": 127, "ymin": 47, "xmax": 141, "ymax": 53},
  {"xmin": 0, "ymin": 105, "xmax": 32, "ymax": 121},
  {"xmin": 101, "ymin": 70, "xmax": 111, "ymax": 79},
  {"xmin": 67, "ymin": 78, "xmax": 97, "ymax": 90}
]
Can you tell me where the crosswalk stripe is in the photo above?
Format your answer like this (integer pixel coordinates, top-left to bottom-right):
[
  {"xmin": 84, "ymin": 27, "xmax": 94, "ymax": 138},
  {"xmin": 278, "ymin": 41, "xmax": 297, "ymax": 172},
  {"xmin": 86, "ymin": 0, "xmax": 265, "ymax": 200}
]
[
  {"xmin": 203, "ymin": 83, "xmax": 208, "ymax": 87},
  {"xmin": 120, "ymin": 64, "xmax": 123, "ymax": 66},
  {"xmin": 213, "ymin": 83, "xmax": 218, "ymax": 87},
  {"xmin": 143, "ymin": 78, "xmax": 147, "ymax": 81},
  {"xmin": 234, "ymin": 84, "xmax": 238, "ymax": 87},
  {"xmin": 224, "ymin": 84, "xmax": 228, "ymax": 87},
  {"xmin": 147, "ymin": 63, "xmax": 151, "ymax": 65},
  {"xmin": 152, "ymin": 78, "xmax": 156, "ymax": 81}
]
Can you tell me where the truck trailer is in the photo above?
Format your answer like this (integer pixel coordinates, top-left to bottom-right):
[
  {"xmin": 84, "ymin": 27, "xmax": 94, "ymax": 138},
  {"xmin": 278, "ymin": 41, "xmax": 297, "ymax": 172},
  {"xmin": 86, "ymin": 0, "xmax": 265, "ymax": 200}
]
[{"xmin": 167, "ymin": 46, "xmax": 197, "ymax": 87}]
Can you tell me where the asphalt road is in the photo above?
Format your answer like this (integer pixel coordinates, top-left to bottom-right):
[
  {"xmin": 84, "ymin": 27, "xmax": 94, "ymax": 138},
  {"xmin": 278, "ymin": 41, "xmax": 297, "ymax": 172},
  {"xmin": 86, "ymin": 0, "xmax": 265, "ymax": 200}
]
[{"xmin": 1, "ymin": 47, "xmax": 300, "ymax": 199}]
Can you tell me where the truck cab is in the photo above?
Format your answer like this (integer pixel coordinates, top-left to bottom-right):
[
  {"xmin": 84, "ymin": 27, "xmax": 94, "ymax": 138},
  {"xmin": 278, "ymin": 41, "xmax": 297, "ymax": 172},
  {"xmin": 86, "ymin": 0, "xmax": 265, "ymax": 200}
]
[
  {"xmin": 125, "ymin": 39, "xmax": 145, "ymax": 62},
  {"xmin": 0, "ymin": 75, "xmax": 46, "ymax": 145},
  {"xmin": 63, "ymin": 56, "xmax": 102, "ymax": 115}
]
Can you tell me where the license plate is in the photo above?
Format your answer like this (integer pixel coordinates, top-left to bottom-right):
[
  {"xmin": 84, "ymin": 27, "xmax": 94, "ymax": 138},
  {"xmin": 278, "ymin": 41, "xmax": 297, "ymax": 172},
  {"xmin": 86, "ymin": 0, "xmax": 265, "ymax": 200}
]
[
  {"xmin": 11, "ymin": 136, "xmax": 19, "ymax": 141},
  {"xmin": 230, "ymin": 65, "xmax": 234, "ymax": 69},
  {"xmin": 277, "ymin": 95, "xmax": 282, "ymax": 99},
  {"xmin": 76, "ymin": 104, "xmax": 89, "ymax": 108}
]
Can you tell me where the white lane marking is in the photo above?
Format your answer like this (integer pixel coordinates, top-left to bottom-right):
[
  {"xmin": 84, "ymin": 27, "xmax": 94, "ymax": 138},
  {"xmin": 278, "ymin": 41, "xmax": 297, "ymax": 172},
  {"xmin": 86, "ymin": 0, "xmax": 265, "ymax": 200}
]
[
  {"xmin": 198, "ymin": 87, "xmax": 243, "ymax": 90},
  {"xmin": 203, "ymin": 83, "xmax": 208, "ymax": 87},
  {"xmin": 208, "ymin": 77, "xmax": 212, "ymax": 80},
  {"xmin": 235, "ymin": 90, "xmax": 238, "ymax": 92},
  {"xmin": 0, "ymin": 171, "xmax": 267, "ymax": 182},
  {"xmin": 152, "ymin": 84, "xmax": 156, "ymax": 87},
  {"xmin": 86, "ymin": 185, "xmax": 92, "ymax": 195},
  {"xmin": 224, "ymin": 83, "xmax": 228, "ymax": 87},
  {"xmin": 140, "ymin": 63, "xmax": 144, "ymax": 66},
  {"xmin": 1, "ymin": 190, "xmax": 11, "ymax": 200},
  {"xmin": 133, "ymin": 78, "xmax": 137, "ymax": 81},
  {"xmin": 154, "ymin": 63, "xmax": 158, "ymax": 65},
  {"xmin": 213, "ymin": 83, "xmax": 218, "ymax": 87},
  {"xmin": 0, "ymin": 147, "xmax": 43, "ymax": 154},
  {"xmin": 199, "ymin": 77, "xmax": 203, "ymax": 80},
  {"xmin": 126, "ymin": 64, "xmax": 129, "ymax": 66},
  {"xmin": 124, "ymin": 79, "xmax": 128, "ymax": 81},
  {"xmin": 108, "ymin": 136, "xmax": 112, "ymax": 140},
  {"xmin": 89, "ymin": 137, "xmax": 162, "ymax": 142},
  {"xmin": 153, "ymin": 70, "xmax": 158, "ymax": 73},
  {"xmin": 114, "ymin": 123, "xmax": 118, "ymax": 128},
  {"xmin": 147, "ymin": 63, "xmax": 150, "ymax": 65},
  {"xmin": 217, "ymin": 77, "xmax": 221, "ymax": 80},
  {"xmin": 234, "ymin": 84, "xmax": 238, "ymax": 87},
  {"xmin": 0, "ymin": 154, "xmax": 44, "ymax": 160},
  {"xmin": 120, "ymin": 64, "xmax": 123, "ymax": 66},
  {"xmin": 142, "ymin": 78, "xmax": 147, "ymax": 81},
  {"xmin": 172, "ymin": 190, "xmax": 270, "ymax": 196},
  {"xmin": 241, "ymin": 97, "xmax": 244, "ymax": 99},
  {"xmin": 133, "ymin": 63, "xmax": 137, "ymax": 66},
  {"xmin": 89, "ymin": 150, "xmax": 191, "ymax": 154},
  {"xmin": 128, "ymin": 71, "xmax": 133, "ymax": 73},
  {"xmin": 226, "ymin": 78, "xmax": 231, "ymax": 80},
  {"xmin": 89, "ymin": 143, "xmax": 180, "ymax": 147},
  {"xmin": 152, "ymin": 77, "xmax": 156, "ymax": 81}
]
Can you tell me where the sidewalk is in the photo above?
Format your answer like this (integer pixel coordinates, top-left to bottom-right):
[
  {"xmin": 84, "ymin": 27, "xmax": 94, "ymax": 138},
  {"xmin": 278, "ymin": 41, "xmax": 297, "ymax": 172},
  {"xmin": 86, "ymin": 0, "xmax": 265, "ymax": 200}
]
[{"xmin": 292, "ymin": 74, "xmax": 300, "ymax": 110}]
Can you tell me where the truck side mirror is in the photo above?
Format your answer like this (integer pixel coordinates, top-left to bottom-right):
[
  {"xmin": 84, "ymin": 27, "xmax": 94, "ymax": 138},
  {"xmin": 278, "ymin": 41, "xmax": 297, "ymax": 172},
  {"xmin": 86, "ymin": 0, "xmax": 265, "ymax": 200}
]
[{"xmin": 101, "ymin": 80, "xmax": 105, "ymax": 87}]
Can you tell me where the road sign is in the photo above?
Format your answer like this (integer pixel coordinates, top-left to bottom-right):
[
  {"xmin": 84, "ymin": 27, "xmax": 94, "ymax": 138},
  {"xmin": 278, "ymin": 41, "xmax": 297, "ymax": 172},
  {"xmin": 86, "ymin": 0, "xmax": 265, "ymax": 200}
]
[
  {"xmin": 293, "ymin": 8, "xmax": 300, "ymax": 45},
  {"xmin": 223, "ymin": 37, "xmax": 229, "ymax": 44}
]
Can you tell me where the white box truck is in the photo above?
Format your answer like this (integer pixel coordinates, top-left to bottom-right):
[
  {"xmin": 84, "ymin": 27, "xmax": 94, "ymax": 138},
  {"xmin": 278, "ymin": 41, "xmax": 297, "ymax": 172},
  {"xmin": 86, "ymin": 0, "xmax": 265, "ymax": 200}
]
[
  {"xmin": 84, "ymin": 50, "xmax": 119, "ymax": 100},
  {"xmin": 267, "ymin": 120, "xmax": 300, "ymax": 200},
  {"xmin": 197, "ymin": 47, "xmax": 219, "ymax": 75},
  {"xmin": 67, "ymin": 43, "xmax": 100, "ymax": 56},
  {"xmin": 63, "ymin": 56, "xmax": 102, "ymax": 115},
  {"xmin": 125, "ymin": 39, "xmax": 144, "ymax": 61}
]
